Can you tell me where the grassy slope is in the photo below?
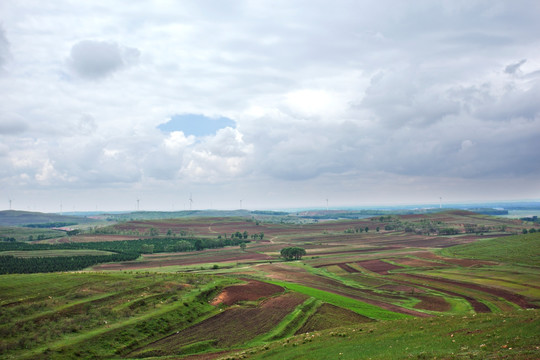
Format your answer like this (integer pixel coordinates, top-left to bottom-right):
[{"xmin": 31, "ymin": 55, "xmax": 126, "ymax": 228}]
[
  {"xmin": 0, "ymin": 210, "xmax": 94, "ymax": 227},
  {"xmin": 241, "ymin": 310, "xmax": 539, "ymax": 360},
  {"xmin": 0, "ymin": 226, "xmax": 66, "ymax": 241},
  {"xmin": 439, "ymin": 232, "xmax": 540, "ymax": 266},
  {"xmin": 0, "ymin": 272, "xmax": 235, "ymax": 359}
]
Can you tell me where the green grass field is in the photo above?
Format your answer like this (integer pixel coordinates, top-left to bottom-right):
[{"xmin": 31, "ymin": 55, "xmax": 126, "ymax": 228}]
[
  {"xmin": 240, "ymin": 310, "xmax": 540, "ymax": 360},
  {"xmin": 439, "ymin": 232, "xmax": 540, "ymax": 266}
]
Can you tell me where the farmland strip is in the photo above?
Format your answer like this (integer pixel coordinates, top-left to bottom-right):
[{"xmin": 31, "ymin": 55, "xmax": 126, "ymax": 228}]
[
  {"xmin": 403, "ymin": 274, "xmax": 538, "ymax": 309},
  {"xmin": 390, "ymin": 276, "xmax": 491, "ymax": 313}
]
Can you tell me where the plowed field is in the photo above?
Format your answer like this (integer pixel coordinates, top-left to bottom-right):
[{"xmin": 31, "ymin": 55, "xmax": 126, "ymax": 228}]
[
  {"xmin": 132, "ymin": 292, "xmax": 308, "ymax": 356},
  {"xmin": 211, "ymin": 279, "xmax": 284, "ymax": 306}
]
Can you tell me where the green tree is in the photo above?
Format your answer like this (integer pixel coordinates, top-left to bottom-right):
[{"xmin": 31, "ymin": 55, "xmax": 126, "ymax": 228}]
[
  {"xmin": 365, "ymin": 227, "xmax": 369, "ymax": 233},
  {"xmin": 141, "ymin": 244, "xmax": 154, "ymax": 254},
  {"xmin": 280, "ymin": 247, "xmax": 306, "ymax": 261},
  {"xmin": 175, "ymin": 240, "xmax": 193, "ymax": 252},
  {"xmin": 240, "ymin": 242, "xmax": 247, "ymax": 251}
]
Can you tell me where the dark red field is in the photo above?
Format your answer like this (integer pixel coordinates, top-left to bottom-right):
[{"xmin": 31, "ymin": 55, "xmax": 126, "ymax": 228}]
[{"xmin": 211, "ymin": 279, "xmax": 284, "ymax": 306}]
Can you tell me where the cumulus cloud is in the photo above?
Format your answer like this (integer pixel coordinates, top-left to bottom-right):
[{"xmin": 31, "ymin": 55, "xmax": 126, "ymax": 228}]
[
  {"xmin": 68, "ymin": 40, "xmax": 140, "ymax": 79},
  {"xmin": 180, "ymin": 127, "xmax": 253, "ymax": 181}
]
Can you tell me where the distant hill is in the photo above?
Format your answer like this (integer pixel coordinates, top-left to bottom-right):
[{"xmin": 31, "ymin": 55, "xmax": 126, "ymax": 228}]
[{"xmin": 0, "ymin": 210, "xmax": 96, "ymax": 227}]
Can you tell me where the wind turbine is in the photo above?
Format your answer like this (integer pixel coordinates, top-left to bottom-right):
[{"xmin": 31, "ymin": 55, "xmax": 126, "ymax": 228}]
[
  {"xmin": 9, "ymin": 199, "xmax": 12, "ymax": 210},
  {"xmin": 137, "ymin": 198, "xmax": 140, "ymax": 211},
  {"xmin": 439, "ymin": 197, "xmax": 442, "ymax": 209},
  {"xmin": 189, "ymin": 193, "xmax": 193, "ymax": 210},
  {"xmin": 326, "ymin": 198, "xmax": 329, "ymax": 211}
]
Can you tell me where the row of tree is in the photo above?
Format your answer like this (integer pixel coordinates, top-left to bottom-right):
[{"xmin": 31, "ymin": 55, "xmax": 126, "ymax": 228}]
[
  {"xmin": 0, "ymin": 236, "xmax": 250, "ymax": 274},
  {"xmin": 0, "ymin": 252, "xmax": 139, "ymax": 274}
]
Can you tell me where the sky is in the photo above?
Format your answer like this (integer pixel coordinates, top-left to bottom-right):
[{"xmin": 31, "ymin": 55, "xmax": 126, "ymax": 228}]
[{"xmin": 1, "ymin": 0, "xmax": 539, "ymax": 212}]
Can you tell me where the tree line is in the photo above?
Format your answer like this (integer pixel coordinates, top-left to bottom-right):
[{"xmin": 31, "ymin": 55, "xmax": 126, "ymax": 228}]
[
  {"xmin": 0, "ymin": 252, "xmax": 139, "ymax": 274},
  {"xmin": 0, "ymin": 236, "xmax": 250, "ymax": 274}
]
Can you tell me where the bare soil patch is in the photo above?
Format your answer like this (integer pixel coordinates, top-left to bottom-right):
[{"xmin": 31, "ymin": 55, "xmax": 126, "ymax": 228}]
[
  {"xmin": 337, "ymin": 263, "xmax": 360, "ymax": 273},
  {"xmin": 311, "ymin": 246, "xmax": 402, "ymax": 256},
  {"xmin": 388, "ymin": 257, "xmax": 450, "ymax": 269},
  {"xmin": 356, "ymin": 259, "xmax": 403, "ymax": 275},
  {"xmin": 295, "ymin": 303, "xmax": 374, "ymax": 334},
  {"xmin": 211, "ymin": 280, "xmax": 284, "ymax": 306},
  {"xmin": 413, "ymin": 294, "xmax": 451, "ymax": 312}
]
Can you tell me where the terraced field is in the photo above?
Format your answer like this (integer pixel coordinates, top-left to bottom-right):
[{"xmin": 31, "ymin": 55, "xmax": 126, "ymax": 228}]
[{"xmin": 1, "ymin": 211, "xmax": 539, "ymax": 359}]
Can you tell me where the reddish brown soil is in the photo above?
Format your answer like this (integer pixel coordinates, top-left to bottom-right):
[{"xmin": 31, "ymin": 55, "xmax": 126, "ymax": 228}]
[
  {"xmin": 404, "ymin": 274, "xmax": 538, "ymax": 309},
  {"xmin": 311, "ymin": 246, "xmax": 402, "ymax": 256},
  {"xmin": 356, "ymin": 259, "xmax": 403, "ymax": 275},
  {"xmin": 132, "ymin": 292, "xmax": 308, "ymax": 356},
  {"xmin": 295, "ymin": 303, "xmax": 374, "ymax": 334},
  {"xmin": 388, "ymin": 257, "xmax": 450, "ymax": 268},
  {"xmin": 211, "ymin": 280, "xmax": 284, "ymax": 306},
  {"xmin": 337, "ymin": 263, "xmax": 360, "ymax": 273},
  {"xmin": 413, "ymin": 294, "xmax": 451, "ymax": 312}
]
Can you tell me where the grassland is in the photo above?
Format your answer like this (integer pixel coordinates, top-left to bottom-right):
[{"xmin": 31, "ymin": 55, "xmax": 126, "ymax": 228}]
[
  {"xmin": 240, "ymin": 310, "xmax": 539, "ymax": 359},
  {"xmin": 0, "ymin": 226, "xmax": 66, "ymax": 242},
  {"xmin": 0, "ymin": 210, "xmax": 538, "ymax": 359},
  {"xmin": 440, "ymin": 231, "xmax": 540, "ymax": 266}
]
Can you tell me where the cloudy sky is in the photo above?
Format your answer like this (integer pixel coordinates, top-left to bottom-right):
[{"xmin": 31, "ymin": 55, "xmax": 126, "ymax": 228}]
[{"xmin": 1, "ymin": 1, "xmax": 539, "ymax": 212}]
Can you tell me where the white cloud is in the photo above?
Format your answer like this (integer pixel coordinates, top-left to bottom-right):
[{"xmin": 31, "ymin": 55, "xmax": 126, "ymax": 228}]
[
  {"xmin": 0, "ymin": 25, "xmax": 9, "ymax": 71},
  {"xmin": 0, "ymin": 0, "xmax": 539, "ymax": 211}
]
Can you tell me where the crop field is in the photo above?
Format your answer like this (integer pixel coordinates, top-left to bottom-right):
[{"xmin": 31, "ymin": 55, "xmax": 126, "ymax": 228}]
[{"xmin": 0, "ymin": 210, "xmax": 539, "ymax": 359}]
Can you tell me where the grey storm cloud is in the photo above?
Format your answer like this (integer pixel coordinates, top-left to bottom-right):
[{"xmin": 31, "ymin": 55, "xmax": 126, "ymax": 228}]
[
  {"xmin": 505, "ymin": 59, "xmax": 527, "ymax": 74},
  {"xmin": 68, "ymin": 40, "xmax": 140, "ymax": 79}
]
